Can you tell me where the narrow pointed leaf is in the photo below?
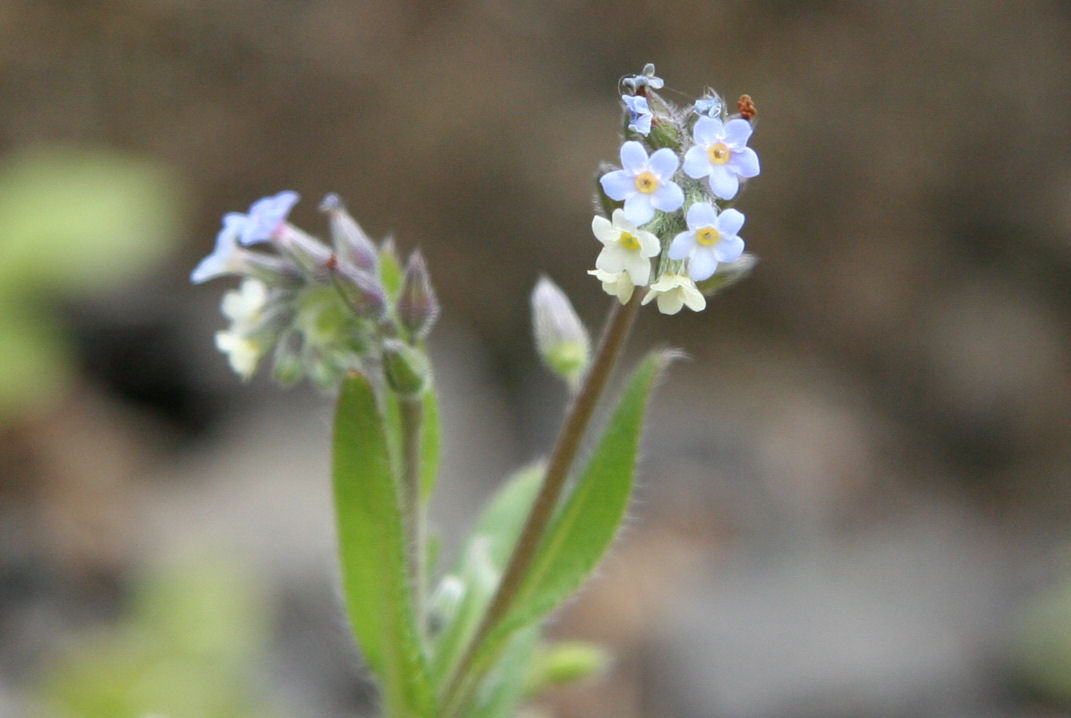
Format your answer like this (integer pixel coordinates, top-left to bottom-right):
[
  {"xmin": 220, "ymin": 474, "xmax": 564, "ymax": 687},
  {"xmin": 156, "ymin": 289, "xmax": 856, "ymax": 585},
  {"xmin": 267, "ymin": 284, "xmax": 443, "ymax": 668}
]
[
  {"xmin": 449, "ymin": 351, "xmax": 668, "ymax": 707},
  {"xmin": 333, "ymin": 372, "xmax": 434, "ymax": 717}
]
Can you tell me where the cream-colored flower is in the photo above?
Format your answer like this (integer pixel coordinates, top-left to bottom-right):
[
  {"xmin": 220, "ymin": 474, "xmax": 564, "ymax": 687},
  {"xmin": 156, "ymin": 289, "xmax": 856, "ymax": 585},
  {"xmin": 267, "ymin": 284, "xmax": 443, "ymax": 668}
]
[
  {"xmin": 641, "ymin": 273, "xmax": 706, "ymax": 315},
  {"xmin": 591, "ymin": 209, "xmax": 661, "ymax": 286},
  {"xmin": 587, "ymin": 268, "xmax": 635, "ymax": 304}
]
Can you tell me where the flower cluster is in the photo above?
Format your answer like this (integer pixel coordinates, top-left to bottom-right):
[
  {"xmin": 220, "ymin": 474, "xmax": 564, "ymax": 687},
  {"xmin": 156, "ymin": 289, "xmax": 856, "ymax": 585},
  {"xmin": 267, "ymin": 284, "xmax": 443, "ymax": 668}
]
[
  {"xmin": 590, "ymin": 64, "xmax": 760, "ymax": 314},
  {"xmin": 191, "ymin": 191, "xmax": 437, "ymax": 389}
]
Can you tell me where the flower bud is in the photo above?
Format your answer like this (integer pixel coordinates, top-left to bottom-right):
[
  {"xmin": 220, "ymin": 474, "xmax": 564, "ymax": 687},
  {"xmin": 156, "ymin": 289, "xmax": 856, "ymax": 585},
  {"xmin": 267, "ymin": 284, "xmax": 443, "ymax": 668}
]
[
  {"xmin": 398, "ymin": 250, "xmax": 440, "ymax": 341},
  {"xmin": 528, "ymin": 641, "xmax": 610, "ymax": 691},
  {"xmin": 276, "ymin": 224, "xmax": 334, "ymax": 279},
  {"xmin": 320, "ymin": 193, "xmax": 378, "ymax": 272},
  {"xmin": 330, "ymin": 258, "xmax": 387, "ymax": 320},
  {"xmin": 382, "ymin": 338, "xmax": 429, "ymax": 396},
  {"xmin": 531, "ymin": 276, "xmax": 590, "ymax": 391}
]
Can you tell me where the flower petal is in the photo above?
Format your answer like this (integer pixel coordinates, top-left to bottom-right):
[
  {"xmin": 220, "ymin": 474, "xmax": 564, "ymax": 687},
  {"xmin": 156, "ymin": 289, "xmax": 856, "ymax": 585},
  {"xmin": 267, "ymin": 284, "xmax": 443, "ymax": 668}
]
[
  {"xmin": 732, "ymin": 147, "xmax": 761, "ymax": 178},
  {"xmin": 668, "ymin": 231, "xmax": 694, "ymax": 261},
  {"xmin": 682, "ymin": 146, "xmax": 711, "ymax": 179},
  {"xmin": 686, "ymin": 202, "xmax": 720, "ymax": 230},
  {"xmin": 619, "ymin": 141, "xmax": 649, "ymax": 172},
  {"xmin": 651, "ymin": 181, "xmax": 684, "ymax": 213},
  {"xmin": 722, "ymin": 118, "xmax": 753, "ymax": 147},
  {"xmin": 647, "ymin": 147, "xmax": 680, "ymax": 179},
  {"xmin": 622, "ymin": 194, "xmax": 654, "ymax": 225},
  {"xmin": 591, "ymin": 215, "xmax": 618, "ymax": 245},
  {"xmin": 716, "ymin": 208, "xmax": 746, "ymax": 236},
  {"xmin": 708, "ymin": 166, "xmax": 740, "ymax": 200},
  {"xmin": 689, "ymin": 249, "xmax": 718, "ymax": 282},
  {"xmin": 714, "ymin": 234, "xmax": 745, "ymax": 263},
  {"xmin": 692, "ymin": 116, "xmax": 723, "ymax": 146},
  {"xmin": 600, "ymin": 170, "xmax": 634, "ymax": 201}
]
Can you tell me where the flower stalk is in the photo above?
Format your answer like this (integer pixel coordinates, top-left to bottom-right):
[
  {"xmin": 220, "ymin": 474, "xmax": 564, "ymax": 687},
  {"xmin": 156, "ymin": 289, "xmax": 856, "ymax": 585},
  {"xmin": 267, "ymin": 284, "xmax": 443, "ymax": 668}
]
[{"xmin": 441, "ymin": 290, "xmax": 642, "ymax": 714}]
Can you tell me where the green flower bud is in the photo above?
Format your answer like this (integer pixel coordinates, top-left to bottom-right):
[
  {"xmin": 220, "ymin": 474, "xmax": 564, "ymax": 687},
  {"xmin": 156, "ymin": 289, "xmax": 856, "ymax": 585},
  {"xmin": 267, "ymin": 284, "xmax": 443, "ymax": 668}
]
[
  {"xmin": 531, "ymin": 276, "xmax": 590, "ymax": 391},
  {"xmin": 382, "ymin": 338, "xmax": 429, "ymax": 396},
  {"xmin": 527, "ymin": 641, "xmax": 610, "ymax": 693},
  {"xmin": 398, "ymin": 250, "xmax": 439, "ymax": 341}
]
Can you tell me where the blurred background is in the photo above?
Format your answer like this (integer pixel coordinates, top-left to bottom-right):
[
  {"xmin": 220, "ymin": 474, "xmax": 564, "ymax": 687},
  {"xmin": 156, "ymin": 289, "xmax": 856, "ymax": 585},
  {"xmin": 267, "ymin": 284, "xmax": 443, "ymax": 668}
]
[{"xmin": 1, "ymin": 1, "xmax": 1070, "ymax": 717}]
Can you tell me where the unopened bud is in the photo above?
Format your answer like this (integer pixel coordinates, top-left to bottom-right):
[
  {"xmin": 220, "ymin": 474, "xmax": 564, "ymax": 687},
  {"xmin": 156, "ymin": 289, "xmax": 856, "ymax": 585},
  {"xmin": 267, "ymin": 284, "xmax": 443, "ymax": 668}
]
[
  {"xmin": 531, "ymin": 276, "xmax": 590, "ymax": 391},
  {"xmin": 330, "ymin": 258, "xmax": 387, "ymax": 320},
  {"xmin": 320, "ymin": 193, "xmax": 378, "ymax": 272},
  {"xmin": 382, "ymin": 338, "xmax": 429, "ymax": 396},
  {"xmin": 378, "ymin": 237, "xmax": 403, "ymax": 296},
  {"xmin": 276, "ymin": 225, "xmax": 334, "ymax": 279},
  {"xmin": 398, "ymin": 250, "xmax": 440, "ymax": 341},
  {"xmin": 695, "ymin": 252, "xmax": 758, "ymax": 297},
  {"xmin": 528, "ymin": 641, "xmax": 610, "ymax": 691}
]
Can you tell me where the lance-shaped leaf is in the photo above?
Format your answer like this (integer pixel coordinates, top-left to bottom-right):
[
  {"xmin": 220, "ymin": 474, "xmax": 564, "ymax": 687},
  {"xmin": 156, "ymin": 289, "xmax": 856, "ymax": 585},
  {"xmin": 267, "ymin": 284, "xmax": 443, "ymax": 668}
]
[
  {"xmin": 333, "ymin": 372, "xmax": 434, "ymax": 717},
  {"xmin": 448, "ymin": 351, "xmax": 669, "ymax": 708}
]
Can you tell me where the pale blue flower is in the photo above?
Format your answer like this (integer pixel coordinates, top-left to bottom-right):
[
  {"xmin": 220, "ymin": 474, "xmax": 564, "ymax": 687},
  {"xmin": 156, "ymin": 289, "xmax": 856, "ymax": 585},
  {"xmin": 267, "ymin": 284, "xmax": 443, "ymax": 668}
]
[
  {"xmin": 668, "ymin": 203, "xmax": 745, "ymax": 282},
  {"xmin": 683, "ymin": 117, "xmax": 760, "ymax": 200},
  {"xmin": 621, "ymin": 63, "xmax": 664, "ymax": 94},
  {"xmin": 693, "ymin": 95, "xmax": 723, "ymax": 118},
  {"xmin": 238, "ymin": 190, "xmax": 300, "ymax": 246},
  {"xmin": 622, "ymin": 94, "xmax": 652, "ymax": 136},
  {"xmin": 190, "ymin": 212, "xmax": 249, "ymax": 283},
  {"xmin": 599, "ymin": 141, "xmax": 684, "ymax": 226}
]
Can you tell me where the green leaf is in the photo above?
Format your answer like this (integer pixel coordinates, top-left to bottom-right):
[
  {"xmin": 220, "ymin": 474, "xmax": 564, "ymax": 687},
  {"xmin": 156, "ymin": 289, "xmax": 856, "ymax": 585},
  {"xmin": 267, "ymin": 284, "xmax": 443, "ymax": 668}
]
[
  {"xmin": 429, "ymin": 464, "xmax": 544, "ymax": 687},
  {"xmin": 452, "ymin": 351, "xmax": 668, "ymax": 705},
  {"xmin": 333, "ymin": 373, "xmax": 434, "ymax": 717},
  {"xmin": 461, "ymin": 627, "xmax": 540, "ymax": 718}
]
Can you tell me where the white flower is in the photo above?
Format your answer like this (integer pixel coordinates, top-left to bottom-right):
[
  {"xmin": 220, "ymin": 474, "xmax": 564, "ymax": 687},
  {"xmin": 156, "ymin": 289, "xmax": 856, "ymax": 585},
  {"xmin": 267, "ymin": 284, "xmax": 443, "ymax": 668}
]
[
  {"xmin": 214, "ymin": 330, "xmax": 264, "ymax": 380},
  {"xmin": 591, "ymin": 209, "xmax": 660, "ymax": 286},
  {"xmin": 587, "ymin": 269, "xmax": 635, "ymax": 305},
  {"xmin": 214, "ymin": 279, "xmax": 271, "ymax": 380},
  {"xmin": 668, "ymin": 204, "xmax": 745, "ymax": 282},
  {"xmin": 599, "ymin": 141, "xmax": 684, "ymax": 226},
  {"xmin": 641, "ymin": 273, "xmax": 706, "ymax": 315},
  {"xmin": 221, "ymin": 278, "xmax": 270, "ymax": 329},
  {"xmin": 682, "ymin": 117, "xmax": 760, "ymax": 200}
]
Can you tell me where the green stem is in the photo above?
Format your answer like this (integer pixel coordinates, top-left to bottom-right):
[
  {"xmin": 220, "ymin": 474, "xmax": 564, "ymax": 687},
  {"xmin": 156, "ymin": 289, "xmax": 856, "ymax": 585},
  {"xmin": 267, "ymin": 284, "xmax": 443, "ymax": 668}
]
[
  {"xmin": 440, "ymin": 291, "xmax": 642, "ymax": 714},
  {"xmin": 400, "ymin": 394, "xmax": 427, "ymax": 639}
]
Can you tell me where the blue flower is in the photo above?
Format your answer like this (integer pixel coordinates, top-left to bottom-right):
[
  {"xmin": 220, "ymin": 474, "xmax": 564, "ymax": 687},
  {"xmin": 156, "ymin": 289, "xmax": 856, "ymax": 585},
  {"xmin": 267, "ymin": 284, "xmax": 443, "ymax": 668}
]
[
  {"xmin": 190, "ymin": 212, "xmax": 250, "ymax": 283},
  {"xmin": 599, "ymin": 141, "xmax": 684, "ymax": 226},
  {"xmin": 238, "ymin": 190, "xmax": 300, "ymax": 246},
  {"xmin": 682, "ymin": 117, "xmax": 760, "ymax": 200},
  {"xmin": 668, "ymin": 203, "xmax": 745, "ymax": 282},
  {"xmin": 622, "ymin": 94, "xmax": 652, "ymax": 136}
]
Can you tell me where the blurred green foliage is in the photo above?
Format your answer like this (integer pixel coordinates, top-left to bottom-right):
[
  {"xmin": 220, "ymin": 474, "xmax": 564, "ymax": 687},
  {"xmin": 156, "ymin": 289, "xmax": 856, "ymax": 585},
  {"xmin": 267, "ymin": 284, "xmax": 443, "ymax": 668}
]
[
  {"xmin": 1013, "ymin": 567, "xmax": 1071, "ymax": 707},
  {"xmin": 0, "ymin": 145, "xmax": 185, "ymax": 423},
  {"xmin": 32, "ymin": 556, "xmax": 278, "ymax": 718}
]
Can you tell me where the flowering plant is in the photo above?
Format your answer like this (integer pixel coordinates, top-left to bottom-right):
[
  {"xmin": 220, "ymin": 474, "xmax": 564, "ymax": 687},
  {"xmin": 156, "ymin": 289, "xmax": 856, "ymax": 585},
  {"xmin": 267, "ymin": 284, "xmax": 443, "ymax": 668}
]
[{"xmin": 191, "ymin": 63, "xmax": 759, "ymax": 718}]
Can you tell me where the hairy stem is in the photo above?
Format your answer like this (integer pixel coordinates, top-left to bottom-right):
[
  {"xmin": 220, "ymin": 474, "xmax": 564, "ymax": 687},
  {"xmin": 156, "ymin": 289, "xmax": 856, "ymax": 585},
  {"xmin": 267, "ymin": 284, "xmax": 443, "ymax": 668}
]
[{"xmin": 441, "ymin": 291, "xmax": 642, "ymax": 713}]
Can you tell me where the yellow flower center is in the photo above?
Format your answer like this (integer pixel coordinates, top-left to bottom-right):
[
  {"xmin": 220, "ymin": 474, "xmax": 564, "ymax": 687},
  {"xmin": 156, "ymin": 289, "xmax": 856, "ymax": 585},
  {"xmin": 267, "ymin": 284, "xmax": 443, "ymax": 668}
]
[
  {"xmin": 696, "ymin": 226, "xmax": 720, "ymax": 246},
  {"xmin": 620, "ymin": 231, "xmax": 641, "ymax": 251},
  {"xmin": 634, "ymin": 171, "xmax": 659, "ymax": 194},
  {"xmin": 706, "ymin": 142, "xmax": 731, "ymax": 165}
]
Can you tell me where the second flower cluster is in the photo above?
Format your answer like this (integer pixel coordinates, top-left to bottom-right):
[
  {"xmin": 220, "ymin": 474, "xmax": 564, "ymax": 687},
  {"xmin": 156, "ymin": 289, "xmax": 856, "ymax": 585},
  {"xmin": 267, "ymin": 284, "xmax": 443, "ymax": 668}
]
[{"xmin": 589, "ymin": 64, "xmax": 760, "ymax": 315}]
